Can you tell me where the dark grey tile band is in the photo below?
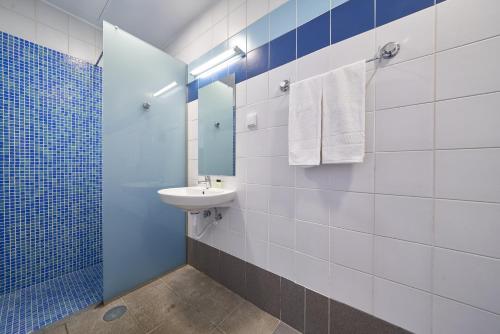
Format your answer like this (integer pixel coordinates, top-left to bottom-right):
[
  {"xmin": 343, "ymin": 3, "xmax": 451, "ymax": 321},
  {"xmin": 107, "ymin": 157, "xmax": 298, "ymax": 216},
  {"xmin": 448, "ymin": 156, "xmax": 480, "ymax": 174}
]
[{"xmin": 187, "ymin": 237, "xmax": 411, "ymax": 334}]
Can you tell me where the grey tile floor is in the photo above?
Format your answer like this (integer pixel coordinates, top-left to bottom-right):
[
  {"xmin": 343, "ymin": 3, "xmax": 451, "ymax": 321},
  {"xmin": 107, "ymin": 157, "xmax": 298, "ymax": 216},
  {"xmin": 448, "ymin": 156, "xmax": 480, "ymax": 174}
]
[{"xmin": 40, "ymin": 265, "xmax": 299, "ymax": 334}]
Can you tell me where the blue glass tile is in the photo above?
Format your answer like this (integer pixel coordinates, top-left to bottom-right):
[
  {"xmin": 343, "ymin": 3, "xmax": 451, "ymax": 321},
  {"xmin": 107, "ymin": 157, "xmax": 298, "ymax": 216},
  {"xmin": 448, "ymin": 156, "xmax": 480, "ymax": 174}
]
[
  {"xmin": 436, "ymin": 0, "xmax": 447, "ymax": 3},
  {"xmin": 187, "ymin": 80, "xmax": 198, "ymax": 102},
  {"xmin": 297, "ymin": 0, "xmax": 330, "ymax": 26},
  {"xmin": 270, "ymin": 29, "xmax": 296, "ymax": 70},
  {"xmin": 247, "ymin": 15, "xmax": 269, "ymax": 51},
  {"xmin": 376, "ymin": 0, "xmax": 434, "ymax": 27},
  {"xmin": 246, "ymin": 43, "xmax": 269, "ymax": 79},
  {"xmin": 228, "ymin": 57, "xmax": 247, "ymax": 83},
  {"xmin": 297, "ymin": 11, "xmax": 330, "ymax": 58},
  {"xmin": 270, "ymin": 0, "xmax": 297, "ymax": 40},
  {"xmin": 331, "ymin": 0, "xmax": 375, "ymax": 44}
]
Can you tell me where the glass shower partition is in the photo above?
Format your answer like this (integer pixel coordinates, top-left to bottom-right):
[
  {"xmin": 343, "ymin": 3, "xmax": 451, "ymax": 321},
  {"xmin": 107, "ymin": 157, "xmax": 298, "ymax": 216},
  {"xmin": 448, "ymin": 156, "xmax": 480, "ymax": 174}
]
[{"xmin": 102, "ymin": 21, "xmax": 187, "ymax": 301}]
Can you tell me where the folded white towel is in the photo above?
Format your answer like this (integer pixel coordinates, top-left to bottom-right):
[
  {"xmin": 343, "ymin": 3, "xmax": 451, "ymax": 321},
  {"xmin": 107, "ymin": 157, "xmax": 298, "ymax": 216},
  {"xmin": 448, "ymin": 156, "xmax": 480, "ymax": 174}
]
[
  {"xmin": 322, "ymin": 60, "xmax": 366, "ymax": 163},
  {"xmin": 288, "ymin": 74, "xmax": 323, "ymax": 166}
]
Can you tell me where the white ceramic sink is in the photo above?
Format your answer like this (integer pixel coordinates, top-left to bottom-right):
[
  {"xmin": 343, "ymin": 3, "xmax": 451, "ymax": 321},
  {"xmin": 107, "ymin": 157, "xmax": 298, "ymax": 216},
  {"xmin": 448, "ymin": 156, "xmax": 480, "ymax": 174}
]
[{"xmin": 157, "ymin": 187, "xmax": 236, "ymax": 211}]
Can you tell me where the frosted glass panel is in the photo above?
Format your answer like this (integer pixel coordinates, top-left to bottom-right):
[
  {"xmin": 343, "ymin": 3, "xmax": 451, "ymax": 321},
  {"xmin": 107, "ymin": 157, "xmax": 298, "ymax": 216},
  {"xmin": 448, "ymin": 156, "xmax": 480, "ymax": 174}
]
[
  {"xmin": 102, "ymin": 22, "xmax": 186, "ymax": 301},
  {"xmin": 198, "ymin": 75, "xmax": 235, "ymax": 176}
]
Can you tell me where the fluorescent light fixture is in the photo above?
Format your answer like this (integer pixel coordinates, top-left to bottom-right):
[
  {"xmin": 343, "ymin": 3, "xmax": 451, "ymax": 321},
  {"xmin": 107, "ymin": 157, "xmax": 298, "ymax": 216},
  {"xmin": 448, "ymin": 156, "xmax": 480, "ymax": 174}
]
[
  {"xmin": 190, "ymin": 46, "xmax": 244, "ymax": 77},
  {"xmin": 153, "ymin": 81, "xmax": 177, "ymax": 97}
]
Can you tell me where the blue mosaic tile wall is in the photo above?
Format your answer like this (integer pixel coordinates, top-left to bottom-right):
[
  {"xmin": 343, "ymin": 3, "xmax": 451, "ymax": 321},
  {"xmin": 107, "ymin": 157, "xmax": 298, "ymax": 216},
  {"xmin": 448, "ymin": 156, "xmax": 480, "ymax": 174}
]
[{"xmin": 0, "ymin": 31, "xmax": 102, "ymax": 295}]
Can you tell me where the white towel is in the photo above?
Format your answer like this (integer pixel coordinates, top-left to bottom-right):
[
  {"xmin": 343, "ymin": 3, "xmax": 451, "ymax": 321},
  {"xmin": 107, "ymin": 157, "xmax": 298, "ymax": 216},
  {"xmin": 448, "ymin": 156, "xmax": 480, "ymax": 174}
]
[
  {"xmin": 322, "ymin": 60, "xmax": 366, "ymax": 163},
  {"xmin": 288, "ymin": 74, "xmax": 323, "ymax": 166}
]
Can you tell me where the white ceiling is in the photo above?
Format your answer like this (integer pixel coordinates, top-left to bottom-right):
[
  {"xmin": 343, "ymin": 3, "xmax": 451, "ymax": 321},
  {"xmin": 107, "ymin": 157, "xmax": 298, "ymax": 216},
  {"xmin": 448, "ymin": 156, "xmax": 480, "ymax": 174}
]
[{"xmin": 45, "ymin": 0, "xmax": 218, "ymax": 49}]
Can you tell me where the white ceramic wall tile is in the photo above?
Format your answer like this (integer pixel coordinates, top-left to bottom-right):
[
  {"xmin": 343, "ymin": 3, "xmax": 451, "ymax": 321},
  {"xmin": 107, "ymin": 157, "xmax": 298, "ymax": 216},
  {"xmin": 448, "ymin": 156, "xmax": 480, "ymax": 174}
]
[
  {"xmin": 436, "ymin": 92, "xmax": 500, "ymax": 149},
  {"xmin": 374, "ymin": 236, "xmax": 432, "ymax": 291},
  {"xmin": 375, "ymin": 103, "xmax": 434, "ymax": 151},
  {"xmin": 235, "ymin": 82, "xmax": 247, "ymax": 108},
  {"xmin": 374, "ymin": 195, "xmax": 433, "ymax": 244},
  {"xmin": 229, "ymin": 0, "xmax": 246, "ymax": 12},
  {"xmin": 188, "ymin": 119, "xmax": 198, "ymax": 140},
  {"xmin": 236, "ymin": 132, "xmax": 248, "ymax": 157},
  {"xmin": 295, "ymin": 189, "xmax": 330, "ymax": 225},
  {"xmin": 246, "ymin": 184, "xmax": 269, "ymax": 212},
  {"xmin": 36, "ymin": 23, "xmax": 67, "ymax": 53},
  {"xmin": 36, "ymin": 1, "xmax": 68, "ymax": 33},
  {"xmin": 436, "ymin": 36, "xmax": 500, "ymax": 100},
  {"xmin": 225, "ymin": 207, "xmax": 246, "ymax": 233},
  {"xmin": 246, "ymin": 156, "xmax": 270, "ymax": 184},
  {"xmin": 295, "ymin": 220, "xmax": 329, "ymax": 260},
  {"xmin": 267, "ymin": 95, "xmax": 289, "ymax": 127},
  {"xmin": 241, "ymin": 100, "xmax": 270, "ymax": 131},
  {"xmin": 297, "ymin": 47, "xmax": 330, "ymax": 81},
  {"xmin": 269, "ymin": 186, "xmax": 294, "ymax": 218},
  {"xmin": 375, "ymin": 55, "xmax": 434, "ymax": 110},
  {"xmin": 435, "ymin": 199, "xmax": 500, "ymax": 258},
  {"xmin": 246, "ymin": 0, "xmax": 268, "ymax": 25},
  {"xmin": 435, "ymin": 148, "xmax": 500, "ymax": 203},
  {"xmin": 246, "ymin": 235, "xmax": 268, "ymax": 269},
  {"xmin": 212, "ymin": 18, "xmax": 228, "ymax": 47},
  {"xmin": 329, "ymin": 30, "xmax": 376, "ymax": 71},
  {"xmin": 268, "ymin": 126, "xmax": 288, "ymax": 156},
  {"xmin": 269, "ymin": 243, "xmax": 295, "ymax": 280},
  {"xmin": 246, "ymin": 72, "xmax": 269, "ymax": 105},
  {"xmin": 329, "ymin": 153, "xmax": 375, "ymax": 193},
  {"xmin": 295, "ymin": 165, "xmax": 332, "ymax": 190},
  {"xmin": 269, "ymin": 214, "xmax": 295, "ymax": 249},
  {"xmin": 211, "ymin": 0, "xmax": 228, "ymax": 24},
  {"xmin": 375, "ymin": 151, "xmax": 433, "ymax": 197},
  {"xmin": 331, "ymin": 264, "xmax": 373, "ymax": 314},
  {"xmin": 229, "ymin": 3, "xmax": 246, "ymax": 36},
  {"xmin": 332, "ymin": 228, "xmax": 373, "ymax": 273},
  {"xmin": 294, "ymin": 251, "xmax": 330, "ymax": 296},
  {"xmin": 246, "ymin": 129, "xmax": 271, "ymax": 156},
  {"xmin": 432, "ymin": 296, "xmax": 500, "ymax": 334},
  {"xmin": 246, "ymin": 210, "xmax": 269, "ymax": 241},
  {"xmin": 0, "ymin": 6, "xmax": 36, "ymax": 42},
  {"xmin": 188, "ymin": 101, "xmax": 198, "ymax": 121},
  {"xmin": 433, "ymin": 247, "xmax": 500, "ymax": 314},
  {"xmin": 436, "ymin": 0, "xmax": 500, "ymax": 51},
  {"xmin": 376, "ymin": 7, "xmax": 435, "ymax": 65},
  {"xmin": 331, "ymin": 191, "xmax": 374, "ymax": 233},
  {"xmin": 1, "ymin": 0, "xmax": 35, "ymax": 18},
  {"xmin": 69, "ymin": 16, "xmax": 95, "ymax": 45},
  {"xmin": 268, "ymin": 61, "xmax": 297, "ymax": 98},
  {"xmin": 365, "ymin": 112, "xmax": 374, "ymax": 153},
  {"xmin": 69, "ymin": 37, "xmax": 96, "ymax": 63},
  {"xmin": 188, "ymin": 140, "xmax": 198, "ymax": 159},
  {"xmin": 374, "ymin": 277, "xmax": 432, "ymax": 334},
  {"xmin": 269, "ymin": 156, "xmax": 294, "ymax": 186}
]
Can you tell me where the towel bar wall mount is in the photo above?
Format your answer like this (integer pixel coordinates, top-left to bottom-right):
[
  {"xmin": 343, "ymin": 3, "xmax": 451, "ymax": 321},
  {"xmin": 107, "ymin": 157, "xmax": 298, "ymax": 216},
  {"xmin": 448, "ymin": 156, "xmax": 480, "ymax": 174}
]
[{"xmin": 279, "ymin": 41, "xmax": 400, "ymax": 92}]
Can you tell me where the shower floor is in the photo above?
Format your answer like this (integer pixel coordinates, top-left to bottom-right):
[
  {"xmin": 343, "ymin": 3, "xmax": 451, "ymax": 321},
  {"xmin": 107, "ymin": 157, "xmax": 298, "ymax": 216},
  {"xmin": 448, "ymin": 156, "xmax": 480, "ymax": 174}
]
[
  {"xmin": 37, "ymin": 265, "xmax": 297, "ymax": 334},
  {"xmin": 0, "ymin": 265, "xmax": 102, "ymax": 334}
]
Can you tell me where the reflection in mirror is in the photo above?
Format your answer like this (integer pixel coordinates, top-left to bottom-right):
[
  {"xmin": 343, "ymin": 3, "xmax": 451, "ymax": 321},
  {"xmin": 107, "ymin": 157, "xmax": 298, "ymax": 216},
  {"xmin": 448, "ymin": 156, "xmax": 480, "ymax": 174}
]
[{"xmin": 198, "ymin": 74, "xmax": 235, "ymax": 176}]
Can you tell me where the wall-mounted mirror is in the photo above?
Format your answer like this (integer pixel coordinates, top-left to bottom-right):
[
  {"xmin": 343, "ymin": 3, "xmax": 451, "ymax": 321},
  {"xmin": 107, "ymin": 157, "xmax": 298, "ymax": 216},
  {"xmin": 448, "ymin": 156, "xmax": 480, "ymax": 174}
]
[{"xmin": 198, "ymin": 74, "xmax": 235, "ymax": 176}]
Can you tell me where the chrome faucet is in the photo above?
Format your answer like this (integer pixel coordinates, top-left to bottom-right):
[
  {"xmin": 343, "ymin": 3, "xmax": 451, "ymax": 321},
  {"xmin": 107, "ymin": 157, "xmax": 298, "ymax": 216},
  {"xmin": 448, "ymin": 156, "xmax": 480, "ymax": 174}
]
[{"xmin": 198, "ymin": 175, "xmax": 212, "ymax": 189}]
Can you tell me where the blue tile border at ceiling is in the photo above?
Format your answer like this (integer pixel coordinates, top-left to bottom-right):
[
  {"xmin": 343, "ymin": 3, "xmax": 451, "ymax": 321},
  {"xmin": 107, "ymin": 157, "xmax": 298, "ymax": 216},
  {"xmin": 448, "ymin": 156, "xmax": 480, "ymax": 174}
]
[
  {"xmin": 297, "ymin": 11, "xmax": 330, "ymax": 58},
  {"xmin": 376, "ymin": 0, "xmax": 435, "ymax": 27},
  {"xmin": 246, "ymin": 43, "xmax": 269, "ymax": 80},
  {"xmin": 187, "ymin": 0, "xmax": 447, "ymax": 102},
  {"xmin": 270, "ymin": 29, "xmax": 296, "ymax": 70},
  {"xmin": 331, "ymin": 0, "xmax": 375, "ymax": 44}
]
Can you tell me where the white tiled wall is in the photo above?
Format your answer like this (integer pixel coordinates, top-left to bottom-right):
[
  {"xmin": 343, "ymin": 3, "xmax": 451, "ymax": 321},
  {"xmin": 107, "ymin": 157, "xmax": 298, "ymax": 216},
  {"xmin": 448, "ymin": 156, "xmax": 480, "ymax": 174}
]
[
  {"xmin": 180, "ymin": 1, "xmax": 500, "ymax": 333},
  {"xmin": 0, "ymin": 0, "xmax": 102, "ymax": 64}
]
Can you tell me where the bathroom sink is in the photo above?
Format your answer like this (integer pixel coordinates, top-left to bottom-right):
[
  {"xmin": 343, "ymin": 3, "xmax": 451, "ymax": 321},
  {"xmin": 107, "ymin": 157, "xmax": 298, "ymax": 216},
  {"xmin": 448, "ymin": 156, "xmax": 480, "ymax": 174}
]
[{"xmin": 157, "ymin": 187, "xmax": 236, "ymax": 211}]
